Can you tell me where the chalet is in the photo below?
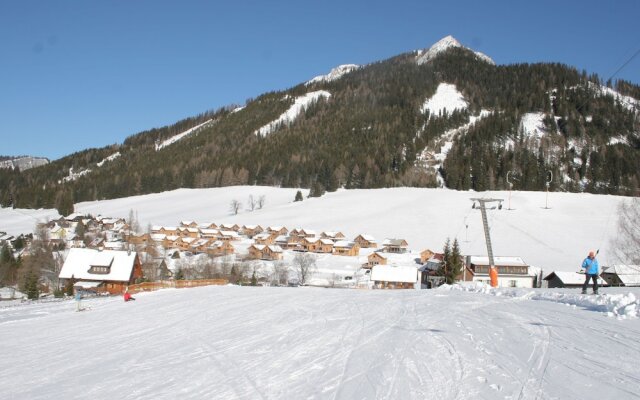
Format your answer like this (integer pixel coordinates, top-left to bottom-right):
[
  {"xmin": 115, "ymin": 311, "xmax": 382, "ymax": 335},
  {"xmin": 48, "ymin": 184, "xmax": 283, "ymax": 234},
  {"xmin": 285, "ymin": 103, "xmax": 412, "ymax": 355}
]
[
  {"xmin": 200, "ymin": 228, "xmax": 220, "ymax": 239},
  {"xmin": 321, "ymin": 231, "xmax": 345, "ymax": 240},
  {"xmin": 371, "ymin": 265, "xmax": 418, "ymax": 289},
  {"xmin": 158, "ymin": 226, "xmax": 178, "ymax": 236},
  {"xmin": 382, "ymin": 239, "xmax": 409, "ymax": 253},
  {"xmin": 275, "ymin": 235, "xmax": 298, "ymax": 250},
  {"xmin": 199, "ymin": 222, "xmax": 218, "ymax": 230},
  {"xmin": 466, "ymin": 256, "xmax": 535, "ymax": 288},
  {"xmin": 318, "ymin": 239, "xmax": 335, "ymax": 253},
  {"xmin": 59, "ymin": 248, "xmax": 143, "ymax": 294},
  {"xmin": 420, "ymin": 249, "xmax": 436, "ymax": 264},
  {"xmin": 180, "ymin": 220, "xmax": 198, "ymax": 228},
  {"xmin": 206, "ymin": 240, "xmax": 234, "ymax": 257},
  {"xmin": 254, "ymin": 232, "xmax": 276, "ymax": 245},
  {"xmin": 354, "ymin": 234, "xmax": 377, "ymax": 248},
  {"xmin": 219, "ymin": 223, "xmax": 240, "ymax": 232},
  {"xmin": 267, "ymin": 226, "xmax": 288, "ymax": 236},
  {"xmin": 301, "ymin": 237, "xmax": 320, "ymax": 252},
  {"xmin": 333, "ymin": 241, "xmax": 360, "ymax": 257},
  {"xmin": 299, "ymin": 229, "xmax": 316, "ymax": 239},
  {"xmin": 366, "ymin": 252, "xmax": 388, "ymax": 268},
  {"xmin": 126, "ymin": 233, "xmax": 149, "ymax": 245},
  {"xmin": 177, "ymin": 227, "xmax": 199, "ymax": 238},
  {"xmin": 543, "ymin": 271, "xmax": 607, "ymax": 289},
  {"xmin": 189, "ymin": 238, "xmax": 211, "ymax": 254},
  {"xmin": 248, "ymin": 244, "xmax": 283, "ymax": 261},
  {"xmin": 176, "ymin": 237, "xmax": 197, "ymax": 251},
  {"xmin": 241, "ymin": 225, "xmax": 263, "ymax": 238},
  {"xmin": 219, "ymin": 230, "xmax": 241, "ymax": 241},
  {"xmin": 163, "ymin": 235, "xmax": 180, "ymax": 249},
  {"xmin": 601, "ymin": 265, "xmax": 640, "ymax": 287}
]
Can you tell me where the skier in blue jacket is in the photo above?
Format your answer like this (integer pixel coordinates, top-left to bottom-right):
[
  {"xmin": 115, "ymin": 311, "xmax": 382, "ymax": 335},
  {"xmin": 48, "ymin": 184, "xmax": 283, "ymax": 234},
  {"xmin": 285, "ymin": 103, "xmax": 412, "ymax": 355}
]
[{"xmin": 581, "ymin": 250, "xmax": 599, "ymax": 294}]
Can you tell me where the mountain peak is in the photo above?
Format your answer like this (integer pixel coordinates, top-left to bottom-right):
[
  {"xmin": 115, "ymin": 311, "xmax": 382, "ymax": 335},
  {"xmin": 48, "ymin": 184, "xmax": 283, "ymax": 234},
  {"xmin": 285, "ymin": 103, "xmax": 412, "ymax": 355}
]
[{"xmin": 416, "ymin": 35, "xmax": 495, "ymax": 65}]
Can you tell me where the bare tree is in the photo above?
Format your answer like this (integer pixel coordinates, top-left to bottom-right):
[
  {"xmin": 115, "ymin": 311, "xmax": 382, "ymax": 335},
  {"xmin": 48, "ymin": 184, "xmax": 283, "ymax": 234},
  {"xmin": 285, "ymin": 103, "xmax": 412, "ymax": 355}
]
[
  {"xmin": 292, "ymin": 253, "xmax": 317, "ymax": 285},
  {"xmin": 258, "ymin": 195, "xmax": 266, "ymax": 209},
  {"xmin": 248, "ymin": 195, "xmax": 256, "ymax": 212},
  {"xmin": 230, "ymin": 199, "xmax": 242, "ymax": 215},
  {"xmin": 611, "ymin": 197, "xmax": 640, "ymax": 264},
  {"xmin": 271, "ymin": 261, "xmax": 289, "ymax": 286}
]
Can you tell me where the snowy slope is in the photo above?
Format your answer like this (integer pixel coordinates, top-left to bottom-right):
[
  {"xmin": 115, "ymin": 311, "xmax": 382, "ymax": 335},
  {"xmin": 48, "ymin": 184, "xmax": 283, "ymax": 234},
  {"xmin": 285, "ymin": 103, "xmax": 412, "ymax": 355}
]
[
  {"xmin": 0, "ymin": 187, "xmax": 628, "ymax": 272},
  {"xmin": 155, "ymin": 119, "xmax": 214, "ymax": 150},
  {"xmin": 421, "ymin": 82, "xmax": 468, "ymax": 116},
  {"xmin": 306, "ymin": 64, "xmax": 359, "ymax": 85},
  {"xmin": 254, "ymin": 91, "xmax": 331, "ymax": 137},
  {"xmin": 0, "ymin": 284, "xmax": 638, "ymax": 399}
]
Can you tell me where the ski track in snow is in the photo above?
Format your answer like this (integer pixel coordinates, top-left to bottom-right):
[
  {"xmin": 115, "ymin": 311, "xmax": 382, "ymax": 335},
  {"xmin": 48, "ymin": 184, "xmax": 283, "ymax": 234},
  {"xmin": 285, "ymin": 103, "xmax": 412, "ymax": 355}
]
[{"xmin": 2, "ymin": 286, "xmax": 639, "ymax": 399}]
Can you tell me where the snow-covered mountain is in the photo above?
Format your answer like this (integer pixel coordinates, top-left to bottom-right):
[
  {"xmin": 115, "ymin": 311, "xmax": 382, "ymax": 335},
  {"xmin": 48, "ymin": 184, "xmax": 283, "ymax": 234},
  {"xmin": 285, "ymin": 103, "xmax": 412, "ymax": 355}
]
[{"xmin": 416, "ymin": 35, "xmax": 495, "ymax": 65}]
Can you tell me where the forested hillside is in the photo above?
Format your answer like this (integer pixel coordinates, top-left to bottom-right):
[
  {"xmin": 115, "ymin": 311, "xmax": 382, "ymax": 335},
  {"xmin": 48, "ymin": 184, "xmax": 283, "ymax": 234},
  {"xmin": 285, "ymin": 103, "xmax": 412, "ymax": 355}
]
[{"xmin": 1, "ymin": 38, "xmax": 638, "ymax": 212}]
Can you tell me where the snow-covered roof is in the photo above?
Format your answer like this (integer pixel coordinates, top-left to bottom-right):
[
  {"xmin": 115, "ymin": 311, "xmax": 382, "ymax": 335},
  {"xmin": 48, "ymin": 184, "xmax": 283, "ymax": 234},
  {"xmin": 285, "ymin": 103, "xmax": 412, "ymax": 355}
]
[
  {"xmin": 603, "ymin": 265, "xmax": 640, "ymax": 285},
  {"xmin": 469, "ymin": 256, "xmax": 528, "ymax": 267},
  {"xmin": 371, "ymin": 265, "xmax": 418, "ymax": 283},
  {"xmin": 545, "ymin": 271, "xmax": 590, "ymax": 285},
  {"xmin": 59, "ymin": 248, "xmax": 138, "ymax": 282}
]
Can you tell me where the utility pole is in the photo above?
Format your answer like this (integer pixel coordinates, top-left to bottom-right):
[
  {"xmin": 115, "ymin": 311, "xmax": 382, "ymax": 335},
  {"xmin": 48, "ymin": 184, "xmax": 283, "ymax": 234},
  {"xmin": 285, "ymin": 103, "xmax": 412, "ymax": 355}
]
[{"xmin": 471, "ymin": 198, "xmax": 503, "ymax": 287}]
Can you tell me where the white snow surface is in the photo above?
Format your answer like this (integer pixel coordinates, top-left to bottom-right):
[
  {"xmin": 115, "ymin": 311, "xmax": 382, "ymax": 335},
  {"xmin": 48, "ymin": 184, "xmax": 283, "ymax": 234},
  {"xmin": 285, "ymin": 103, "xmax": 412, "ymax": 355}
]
[
  {"xmin": 0, "ymin": 186, "xmax": 629, "ymax": 273},
  {"xmin": 155, "ymin": 119, "xmax": 214, "ymax": 151},
  {"xmin": 96, "ymin": 152, "xmax": 121, "ymax": 167},
  {"xmin": 306, "ymin": 64, "xmax": 359, "ymax": 85},
  {"xmin": 416, "ymin": 35, "xmax": 495, "ymax": 65},
  {"xmin": 1, "ymin": 283, "xmax": 639, "ymax": 399},
  {"xmin": 520, "ymin": 112, "xmax": 546, "ymax": 139},
  {"xmin": 421, "ymin": 83, "xmax": 468, "ymax": 116},
  {"xmin": 255, "ymin": 91, "xmax": 331, "ymax": 137}
]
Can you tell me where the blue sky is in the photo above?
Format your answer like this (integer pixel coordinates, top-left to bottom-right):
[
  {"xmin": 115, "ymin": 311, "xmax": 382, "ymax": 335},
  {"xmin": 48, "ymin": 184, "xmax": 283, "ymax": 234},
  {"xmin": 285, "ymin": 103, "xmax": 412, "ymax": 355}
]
[{"xmin": 2, "ymin": 0, "xmax": 639, "ymax": 160}]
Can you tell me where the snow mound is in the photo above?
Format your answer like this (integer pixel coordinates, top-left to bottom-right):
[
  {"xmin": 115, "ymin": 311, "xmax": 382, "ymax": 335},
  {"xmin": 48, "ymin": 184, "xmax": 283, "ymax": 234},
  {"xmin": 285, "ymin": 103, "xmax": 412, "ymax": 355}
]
[
  {"xmin": 155, "ymin": 119, "xmax": 214, "ymax": 151},
  {"xmin": 306, "ymin": 64, "xmax": 359, "ymax": 85},
  {"xmin": 444, "ymin": 283, "xmax": 640, "ymax": 319},
  {"xmin": 254, "ymin": 91, "xmax": 331, "ymax": 137},
  {"xmin": 421, "ymin": 83, "xmax": 468, "ymax": 116},
  {"xmin": 416, "ymin": 35, "xmax": 495, "ymax": 65}
]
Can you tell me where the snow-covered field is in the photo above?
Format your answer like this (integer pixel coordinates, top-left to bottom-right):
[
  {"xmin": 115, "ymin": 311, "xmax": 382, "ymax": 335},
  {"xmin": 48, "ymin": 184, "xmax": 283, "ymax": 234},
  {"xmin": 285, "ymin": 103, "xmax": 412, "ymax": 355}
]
[
  {"xmin": 0, "ymin": 187, "xmax": 628, "ymax": 273},
  {"xmin": 1, "ymin": 284, "xmax": 638, "ymax": 399}
]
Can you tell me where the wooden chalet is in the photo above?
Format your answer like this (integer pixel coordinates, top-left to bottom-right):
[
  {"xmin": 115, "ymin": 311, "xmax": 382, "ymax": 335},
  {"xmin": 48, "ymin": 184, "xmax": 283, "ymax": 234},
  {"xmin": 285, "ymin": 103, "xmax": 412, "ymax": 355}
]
[
  {"xmin": 248, "ymin": 244, "xmax": 283, "ymax": 261},
  {"xmin": 354, "ymin": 234, "xmax": 377, "ymax": 249},
  {"xmin": 200, "ymin": 228, "xmax": 220, "ymax": 239},
  {"xmin": 333, "ymin": 241, "xmax": 360, "ymax": 257},
  {"xmin": 177, "ymin": 227, "xmax": 199, "ymax": 238},
  {"xmin": 206, "ymin": 240, "xmax": 234, "ymax": 257},
  {"xmin": 241, "ymin": 225, "xmax": 264, "ymax": 238},
  {"xmin": 180, "ymin": 220, "xmax": 198, "ymax": 228},
  {"xmin": 267, "ymin": 226, "xmax": 288, "ymax": 236},
  {"xmin": 218, "ymin": 230, "xmax": 241, "ymax": 241},
  {"xmin": 59, "ymin": 248, "xmax": 143, "ymax": 295},
  {"xmin": 254, "ymin": 232, "xmax": 276, "ymax": 245},
  {"xmin": 366, "ymin": 252, "xmax": 388, "ymax": 268},
  {"xmin": 382, "ymin": 239, "xmax": 409, "ymax": 253},
  {"xmin": 199, "ymin": 222, "xmax": 218, "ymax": 230},
  {"xmin": 176, "ymin": 237, "xmax": 197, "ymax": 251},
  {"xmin": 219, "ymin": 223, "xmax": 240, "ymax": 232},
  {"xmin": 190, "ymin": 238, "xmax": 211, "ymax": 254},
  {"xmin": 420, "ymin": 249, "xmax": 435, "ymax": 264},
  {"xmin": 320, "ymin": 231, "xmax": 346, "ymax": 240},
  {"xmin": 275, "ymin": 235, "xmax": 298, "ymax": 250},
  {"xmin": 543, "ymin": 271, "xmax": 604, "ymax": 289}
]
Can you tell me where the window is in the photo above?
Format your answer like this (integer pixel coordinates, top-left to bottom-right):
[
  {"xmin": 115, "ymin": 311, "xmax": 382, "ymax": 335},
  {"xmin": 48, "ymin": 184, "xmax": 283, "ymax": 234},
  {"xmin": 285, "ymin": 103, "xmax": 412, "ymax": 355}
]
[{"xmin": 510, "ymin": 280, "xmax": 517, "ymax": 287}]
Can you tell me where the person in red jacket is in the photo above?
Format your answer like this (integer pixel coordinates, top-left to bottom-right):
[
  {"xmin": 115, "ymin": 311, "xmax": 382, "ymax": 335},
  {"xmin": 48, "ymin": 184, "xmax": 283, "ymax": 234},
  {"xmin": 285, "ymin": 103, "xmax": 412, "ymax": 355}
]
[{"xmin": 123, "ymin": 288, "xmax": 135, "ymax": 302}]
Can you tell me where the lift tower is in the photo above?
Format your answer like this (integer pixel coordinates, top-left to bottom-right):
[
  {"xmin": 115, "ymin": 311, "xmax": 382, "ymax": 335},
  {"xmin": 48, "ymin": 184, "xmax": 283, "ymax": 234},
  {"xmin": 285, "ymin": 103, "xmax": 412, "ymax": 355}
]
[{"xmin": 471, "ymin": 198, "xmax": 503, "ymax": 287}]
